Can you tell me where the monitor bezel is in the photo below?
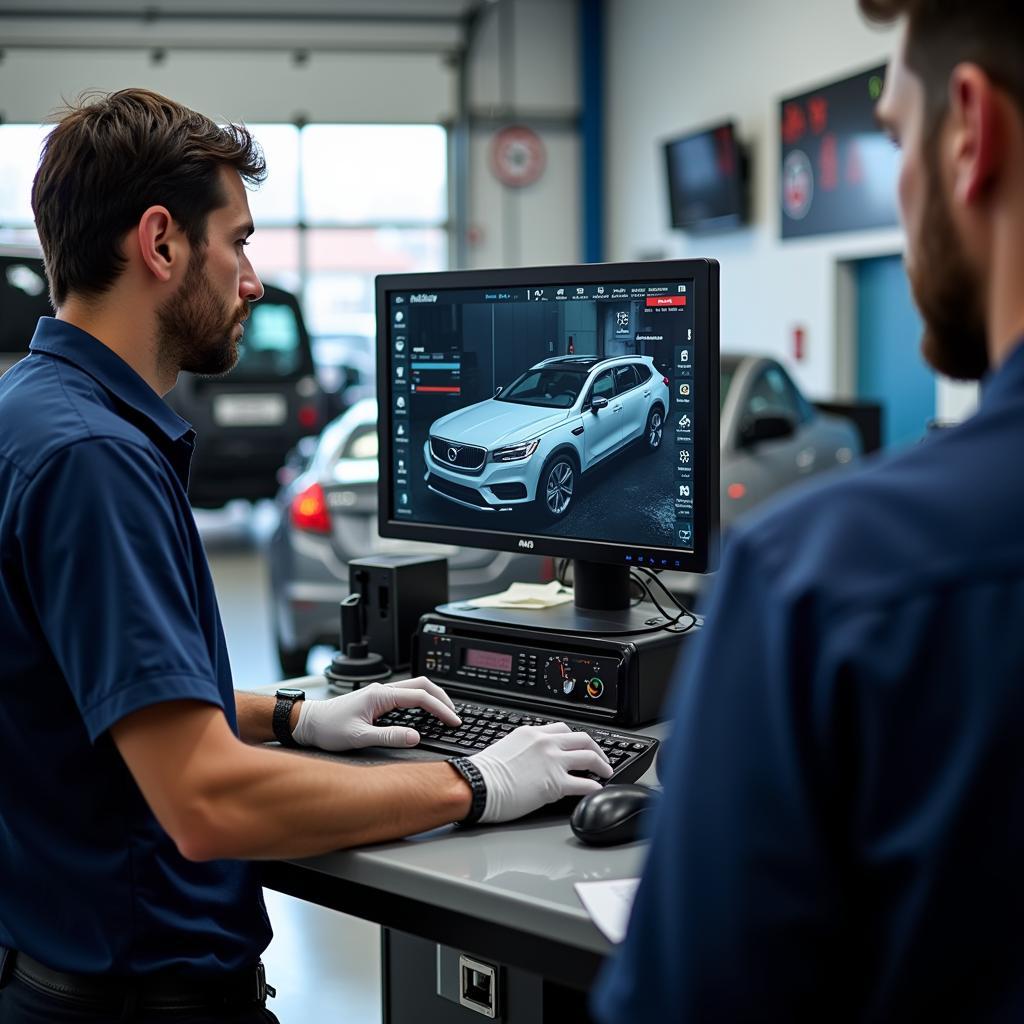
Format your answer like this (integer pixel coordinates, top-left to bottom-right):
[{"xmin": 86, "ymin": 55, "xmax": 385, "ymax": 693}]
[
  {"xmin": 663, "ymin": 120, "xmax": 747, "ymax": 232},
  {"xmin": 375, "ymin": 259, "xmax": 720, "ymax": 575}
]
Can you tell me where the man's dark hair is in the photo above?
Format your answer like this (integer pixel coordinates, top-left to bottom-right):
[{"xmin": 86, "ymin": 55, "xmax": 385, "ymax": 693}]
[
  {"xmin": 31, "ymin": 88, "xmax": 266, "ymax": 307},
  {"xmin": 860, "ymin": 1, "xmax": 1024, "ymax": 134}
]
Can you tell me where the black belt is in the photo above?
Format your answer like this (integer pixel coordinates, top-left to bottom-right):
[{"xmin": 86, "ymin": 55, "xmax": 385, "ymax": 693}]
[{"xmin": 2, "ymin": 949, "xmax": 274, "ymax": 1012}]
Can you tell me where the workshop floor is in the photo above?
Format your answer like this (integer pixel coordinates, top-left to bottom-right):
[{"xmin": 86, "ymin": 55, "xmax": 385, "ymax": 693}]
[{"xmin": 199, "ymin": 504, "xmax": 383, "ymax": 1024}]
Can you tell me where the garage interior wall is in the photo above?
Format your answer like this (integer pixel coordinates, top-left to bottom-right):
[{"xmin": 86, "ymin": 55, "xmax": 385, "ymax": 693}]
[
  {"xmin": 0, "ymin": 0, "xmax": 583, "ymax": 273},
  {"xmin": 465, "ymin": 0, "xmax": 581, "ymax": 269},
  {"xmin": 604, "ymin": 0, "xmax": 976, "ymax": 421}
]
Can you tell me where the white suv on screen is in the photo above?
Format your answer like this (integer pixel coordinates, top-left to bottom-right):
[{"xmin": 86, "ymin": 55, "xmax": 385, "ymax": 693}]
[{"xmin": 423, "ymin": 355, "xmax": 670, "ymax": 519}]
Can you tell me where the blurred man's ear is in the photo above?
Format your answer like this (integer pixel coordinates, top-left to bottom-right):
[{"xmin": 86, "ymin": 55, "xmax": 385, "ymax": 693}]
[{"xmin": 947, "ymin": 63, "xmax": 1007, "ymax": 208}]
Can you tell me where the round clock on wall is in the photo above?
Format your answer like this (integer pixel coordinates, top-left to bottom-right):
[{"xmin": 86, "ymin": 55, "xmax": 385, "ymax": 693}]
[{"xmin": 490, "ymin": 124, "xmax": 546, "ymax": 188}]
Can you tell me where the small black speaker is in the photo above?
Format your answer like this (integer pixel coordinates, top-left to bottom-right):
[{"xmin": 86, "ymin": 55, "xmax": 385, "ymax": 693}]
[{"xmin": 348, "ymin": 555, "xmax": 449, "ymax": 670}]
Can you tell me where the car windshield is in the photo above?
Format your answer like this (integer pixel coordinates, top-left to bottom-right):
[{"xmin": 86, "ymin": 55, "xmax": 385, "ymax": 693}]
[
  {"xmin": 496, "ymin": 367, "xmax": 586, "ymax": 408},
  {"xmin": 230, "ymin": 299, "xmax": 307, "ymax": 380},
  {"xmin": 0, "ymin": 258, "xmax": 50, "ymax": 356}
]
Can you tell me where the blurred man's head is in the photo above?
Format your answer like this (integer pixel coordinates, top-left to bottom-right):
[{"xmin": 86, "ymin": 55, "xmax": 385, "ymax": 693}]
[
  {"xmin": 31, "ymin": 88, "xmax": 266, "ymax": 377},
  {"xmin": 864, "ymin": 0, "xmax": 1024, "ymax": 379}
]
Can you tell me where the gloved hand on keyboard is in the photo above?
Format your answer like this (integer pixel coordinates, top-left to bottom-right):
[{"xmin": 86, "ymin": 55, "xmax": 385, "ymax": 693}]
[
  {"xmin": 291, "ymin": 678, "xmax": 461, "ymax": 751},
  {"xmin": 470, "ymin": 723, "xmax": 613, "ymax": 823}
]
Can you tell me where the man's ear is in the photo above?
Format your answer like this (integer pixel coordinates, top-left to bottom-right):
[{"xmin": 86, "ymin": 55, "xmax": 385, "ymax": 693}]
[
  {"xmin": 135, "ymin": 206, "xmax": 187, "ymax": 284},
  {"xmin": 948, "ymin": 63, "xmax": 1006, "ymax": 208}
]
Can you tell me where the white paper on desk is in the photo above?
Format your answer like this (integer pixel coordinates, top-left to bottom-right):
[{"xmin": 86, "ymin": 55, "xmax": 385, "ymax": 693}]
[
  {"xmin": 574, "ymin": 878, "xmax": 640, "ymax": 944},
  {"xmin": 463, "ymin": 580, "xmax": 574, "ymax": 609}
]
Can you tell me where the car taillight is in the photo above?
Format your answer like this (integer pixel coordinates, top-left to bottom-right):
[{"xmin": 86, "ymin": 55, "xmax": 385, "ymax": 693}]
[
  {"xmin": 662, "ymin": 376, "xmax": 670, "ymax": 387},
  {"xmin": 297, "ymin": 404, "xmax": 320, "ymax": 431},
  {"xmin": 290, "ymin": 482, "xmax": 331, "ymax": 534}
]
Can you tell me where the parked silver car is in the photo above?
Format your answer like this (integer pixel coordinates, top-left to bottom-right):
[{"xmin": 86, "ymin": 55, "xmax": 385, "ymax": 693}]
[
  {"xmin": 719, "ymin": 354, "xmax": 862, "ymax": 527},
  {"xmin": 267, "ymin": 398, "xmax": 547, "ymax": 676}
]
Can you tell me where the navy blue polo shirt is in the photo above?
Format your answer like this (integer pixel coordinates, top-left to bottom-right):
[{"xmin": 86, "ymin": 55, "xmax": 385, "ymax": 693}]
[
  {"xmin": 0, "ymin": 318, "xmax": 271, "ymax": 975},
  {"xmin": 594, "ymin": 340, "xmax": 1024, "ymax": 1023}
]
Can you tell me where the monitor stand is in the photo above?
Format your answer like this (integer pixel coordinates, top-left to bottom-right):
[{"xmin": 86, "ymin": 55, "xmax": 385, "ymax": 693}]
[{"xmin": 436, "ymin": 559, "xmax": 681, "ymax": 637}]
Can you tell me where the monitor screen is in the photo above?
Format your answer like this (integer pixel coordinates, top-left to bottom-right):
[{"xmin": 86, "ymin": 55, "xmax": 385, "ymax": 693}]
[
  {"xmin": 376, "ymin": 260, "xmax": 719, "ymax": 575},
  {"xmin": 664, "ymin": 122, "xmax": 746, "ymax": 232}
]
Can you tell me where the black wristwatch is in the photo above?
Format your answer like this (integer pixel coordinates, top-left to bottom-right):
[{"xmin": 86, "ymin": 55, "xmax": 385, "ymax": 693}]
[
  {"xmin": 449, "ymin": 757, "xmax": 487, "ymax": 825},
  {"xmin": 273, "ymin": 687, "xmax": 305, "ymax": 748}
]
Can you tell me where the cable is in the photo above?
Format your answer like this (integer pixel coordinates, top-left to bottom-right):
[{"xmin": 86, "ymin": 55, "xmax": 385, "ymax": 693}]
[
  {"xmin": 635, "ymin": 566, "xmax": 699, "ymax": 632},
  {"xmin": 632, "ymin": 565, "xmax": 693, "ymax": 618},
  {"xmin": 551, "ymin": 559, "xmax": 698, "ymax": 627},
  {"xmin": 628, "ymin": 567, "xmax": 699, "ymax": 634}
]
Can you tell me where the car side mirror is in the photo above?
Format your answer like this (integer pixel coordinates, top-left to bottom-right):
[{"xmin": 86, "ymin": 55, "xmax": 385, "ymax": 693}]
[
  {"xmin": 739, "ymin": 413, "xmax": 797, "ymax": 448},
  {"xmin": 591, "ymin": 396, "xmax": 609, "ymax": 413},
  {"xmin": 494, "ymin": 386, "xmax": 503, "ymax": 397}
]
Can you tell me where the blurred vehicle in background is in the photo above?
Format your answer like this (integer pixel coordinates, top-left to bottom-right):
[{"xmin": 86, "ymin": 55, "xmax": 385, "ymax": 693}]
[
  {"xmin": 268, "ymin": 398, "xmax": 547, "ymax": 676},
  {"xmin": 719, "ymin": 354, "xmax": 863, "ymax": 527},
  {"xmin": 0, "ymin": 250, "xmax": 50, "ymax": 376},
  {"xmin": 166, "ymin": 283, "xmax": 327, "ymax": 507},
  {"xmin": 312, "ymin": 333, "xmax": 376, "ymax": 419},
  {"xmin": 3, "ymin": 257, "xmax": 329, "ymax": 508}
]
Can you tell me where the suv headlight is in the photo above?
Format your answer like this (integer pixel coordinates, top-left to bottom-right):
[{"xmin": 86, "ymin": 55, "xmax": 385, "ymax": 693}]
[{"xmin": 491, "ymin": 438, "xmax": 540, "ymax": 462}]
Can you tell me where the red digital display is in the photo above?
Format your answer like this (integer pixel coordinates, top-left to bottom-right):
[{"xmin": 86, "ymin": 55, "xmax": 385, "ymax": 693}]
[{"xmin": 465, "ymin": 649, "xmax": 513, "ymax": 673}]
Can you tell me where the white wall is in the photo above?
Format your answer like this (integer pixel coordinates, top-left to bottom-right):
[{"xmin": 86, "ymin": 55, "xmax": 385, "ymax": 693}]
[
  {"xmin": 0, "ymin": 0, "xmax": 584, "ymax": 270},
  {"xmin": 0, "ymin": 47, "xmax": 456, "ymax": 125},
  {"xmin": 464, "ymin": 0, "xmax": 582, "ymax": 269},
  {"xmin": 605, "ymin": 0, "xmax": 977, "ymax": 418}
]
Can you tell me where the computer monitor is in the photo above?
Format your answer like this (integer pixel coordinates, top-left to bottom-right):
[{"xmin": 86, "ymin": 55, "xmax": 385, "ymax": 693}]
[
  {"xmin": 375, "ymin": 260, "xmax": 720, "ymax": 634},
  {"xmin": 664, "ymin": 122, "xmax": 748, "ymax": 232}
]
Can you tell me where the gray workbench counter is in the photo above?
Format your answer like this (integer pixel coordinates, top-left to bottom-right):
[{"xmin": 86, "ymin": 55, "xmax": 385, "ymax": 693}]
[{"xmin": 258, "ymin": 677, "xmax": 664, "ymax": 988}]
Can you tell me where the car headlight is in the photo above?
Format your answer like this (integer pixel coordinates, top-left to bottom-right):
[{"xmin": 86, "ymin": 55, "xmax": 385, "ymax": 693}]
[{"xmin": 491, "ymin": 438, "xmax": 540, "ymax": 462}]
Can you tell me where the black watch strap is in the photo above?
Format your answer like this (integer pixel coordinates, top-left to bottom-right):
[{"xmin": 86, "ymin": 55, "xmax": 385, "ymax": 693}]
[
  {"xmin": 449, "ymin": 757, "xmax": 487, "ymax": 825},
  {"xmin": 273, "ymin": 689, "xmax": 304, "ymax": 748}
]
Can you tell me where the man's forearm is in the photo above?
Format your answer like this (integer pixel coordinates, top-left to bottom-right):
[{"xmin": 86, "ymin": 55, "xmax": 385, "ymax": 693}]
[
  {"xmin": 186, "ymin": 743, "xmax": 473, "ymax": 860},
  {"xmin": 234, "ymin": 690, "xmax": 302, "ymax": 745}
]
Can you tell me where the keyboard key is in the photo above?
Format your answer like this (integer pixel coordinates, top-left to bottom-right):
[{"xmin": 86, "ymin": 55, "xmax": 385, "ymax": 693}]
[{"xmin": 373, "ymin": 698, "xmax": 657, "ymax": 788}]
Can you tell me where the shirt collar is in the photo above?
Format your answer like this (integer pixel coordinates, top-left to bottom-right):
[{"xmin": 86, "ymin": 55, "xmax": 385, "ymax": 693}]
[{"xmin": 28, "ymin": 317, "xmax": 193, "ymax": 442}]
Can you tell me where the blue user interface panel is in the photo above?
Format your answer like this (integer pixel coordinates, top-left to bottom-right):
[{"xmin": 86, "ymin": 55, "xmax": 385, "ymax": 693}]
[{"xmin": 385, "ymin": 278, "xmax": 699, "ymax": 557}]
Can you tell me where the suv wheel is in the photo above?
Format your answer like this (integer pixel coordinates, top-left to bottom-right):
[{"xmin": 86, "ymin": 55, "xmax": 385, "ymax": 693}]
[
  {"xmin": 644, "ymin": 407, "xmax": 664, "ymax": 452},
  {"xmin": 538, "ymin": 453, "xmax": 576, "ymax": 519}
]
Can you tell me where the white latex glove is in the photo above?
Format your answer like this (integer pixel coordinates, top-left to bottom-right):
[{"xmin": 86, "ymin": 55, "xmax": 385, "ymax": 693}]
[
  {"xmin": 291, "ymin": 677, "xmax": 461, "ymax": 751},
  {"xmin": 470, "ymin": 723, "xmax": 613, "ymax": 824}
]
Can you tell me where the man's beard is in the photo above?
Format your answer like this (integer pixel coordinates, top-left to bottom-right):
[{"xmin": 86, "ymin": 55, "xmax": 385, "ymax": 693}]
[
  {"xmin": 156, "ymin": 248, "xmax": 248, "ymax": 377},
  {"xmin": 906, "ymin": 144, "xmax": 989, "ymax": 381}
]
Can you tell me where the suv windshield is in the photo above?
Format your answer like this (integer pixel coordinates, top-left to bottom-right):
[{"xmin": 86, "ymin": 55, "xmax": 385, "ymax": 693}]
[
  {"xmin": 230, "ymin": 300, "xmax": 306, "ymax": 380},
  {"xmin": 0, "ymin": 257, "xmax": 50, "ymax": 358},
  {"xmin": 496, "ymin": 367, "xmax": 586, "ymax": 408}
]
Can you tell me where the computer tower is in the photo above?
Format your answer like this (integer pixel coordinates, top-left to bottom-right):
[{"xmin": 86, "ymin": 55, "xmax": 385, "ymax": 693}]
[{"xmin": 348, "ymin": 555, "xmax": 449, "ymax": 671}]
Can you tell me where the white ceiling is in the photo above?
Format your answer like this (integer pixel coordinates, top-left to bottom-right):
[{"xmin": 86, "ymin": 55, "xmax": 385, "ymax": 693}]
[
  {"xmin": 0, "ymin": 0, "xmax": 485, "ymax": 17},
  {"xmin": 0, "ymin": 0, "xmax": 497, "ymax": 53}
]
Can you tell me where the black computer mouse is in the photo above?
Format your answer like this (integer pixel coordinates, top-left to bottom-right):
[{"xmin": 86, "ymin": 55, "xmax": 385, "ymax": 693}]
[{"xmin": 570, "ymin": 784, "xmax": 659, "ymax": 847}]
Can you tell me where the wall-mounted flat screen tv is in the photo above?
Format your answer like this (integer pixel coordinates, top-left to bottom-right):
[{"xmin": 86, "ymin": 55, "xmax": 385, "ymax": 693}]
[{"xmin": 664, "ymin": 121, "xmax": 747, "ymax": 232}]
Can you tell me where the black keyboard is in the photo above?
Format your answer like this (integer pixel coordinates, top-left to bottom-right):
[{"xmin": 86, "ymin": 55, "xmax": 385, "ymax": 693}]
[{"xmin": 375, "ymin": 698, "xmax": 659, "ymax": 786}]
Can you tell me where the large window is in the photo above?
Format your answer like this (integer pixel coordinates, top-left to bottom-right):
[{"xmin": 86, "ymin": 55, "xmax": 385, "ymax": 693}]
[
  {"xmin": 0, "ymin": 124, "xmax": 51, "ymax": 249},
  {"xmin": 245, "ymin": 122, "xmax": 449, "ymax": 365},
  {"xmin": 0, "ymin": 121, "xmax": 449, "ymax": 359}
]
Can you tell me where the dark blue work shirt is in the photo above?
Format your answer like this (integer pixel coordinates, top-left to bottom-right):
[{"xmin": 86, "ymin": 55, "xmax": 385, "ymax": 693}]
[
  {"xmin": 595, "ymin": 340, "xmax": 1024, "ymax": 1023},
  {"xmin": 0, "ymin": 318, "xmax": 271, "ymax": 975}
]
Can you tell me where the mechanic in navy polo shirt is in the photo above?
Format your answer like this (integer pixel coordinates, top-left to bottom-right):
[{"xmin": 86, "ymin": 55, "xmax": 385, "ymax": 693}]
[
  {"xmin": 594, "ymin": 1, "xmax": 1024, "ymax": 1021},
  {"xmin": 0, "ymin": 90, "xmax": 611, "ymax": 1023}
]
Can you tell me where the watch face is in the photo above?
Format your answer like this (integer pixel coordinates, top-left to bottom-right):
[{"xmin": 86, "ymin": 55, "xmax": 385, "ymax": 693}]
[{"xmin": 276, "ymin": 688, "xmax": 305, "ymax": 700}]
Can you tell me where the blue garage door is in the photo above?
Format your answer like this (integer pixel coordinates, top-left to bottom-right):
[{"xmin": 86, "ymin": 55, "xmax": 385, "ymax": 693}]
[{"xmin": 856, "ymin": 254, "xmax": 935, "ymax": 448}]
